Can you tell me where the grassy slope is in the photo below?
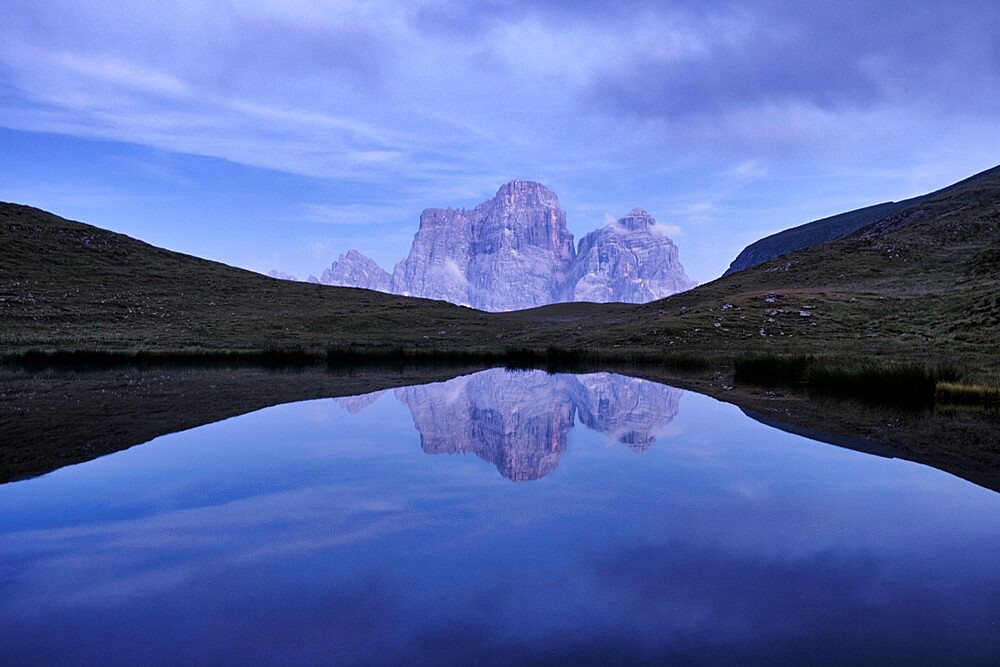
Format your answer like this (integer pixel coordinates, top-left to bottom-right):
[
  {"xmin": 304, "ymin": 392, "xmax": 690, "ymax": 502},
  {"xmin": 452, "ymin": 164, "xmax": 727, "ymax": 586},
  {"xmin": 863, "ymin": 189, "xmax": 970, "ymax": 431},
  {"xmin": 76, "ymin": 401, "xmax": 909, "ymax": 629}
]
[
  {"xmin": 2, "ymin": 163, "xmax": 998, "ymax": 378},
  {"xmin": 721, "ymin": 162, "xmax": 1000, "ymax": 275},
  {"xmin": 0, "ymin": 203, "xmax": 500, "ymax": 351},
  {"xmin": 517, "ymin": 164, "xmax": 1000, "ymax": 377},
  {"xmin": 722, "ymin": 199, "xmax": 910, "ymax": 275}
]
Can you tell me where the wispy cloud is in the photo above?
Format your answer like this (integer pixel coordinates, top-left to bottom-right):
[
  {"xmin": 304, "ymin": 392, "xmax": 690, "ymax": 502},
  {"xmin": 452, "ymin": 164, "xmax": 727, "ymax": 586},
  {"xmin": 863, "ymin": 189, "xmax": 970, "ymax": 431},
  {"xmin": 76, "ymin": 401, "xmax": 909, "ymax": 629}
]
[
  {"xmin": 2, "ymin": 0, "xmax": 999, "ymax": 283},
  {"xmin": 301, "ymin": 203, "xmax": 411, "ymax": 226}
]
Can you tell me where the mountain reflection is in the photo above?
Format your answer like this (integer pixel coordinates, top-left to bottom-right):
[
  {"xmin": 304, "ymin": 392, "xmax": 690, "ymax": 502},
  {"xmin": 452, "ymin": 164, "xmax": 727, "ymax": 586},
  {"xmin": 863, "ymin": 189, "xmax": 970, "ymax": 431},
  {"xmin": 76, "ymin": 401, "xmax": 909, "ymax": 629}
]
[{"xmin": 390, "ymin": 370, "xmax": 682, "ymax": 481}]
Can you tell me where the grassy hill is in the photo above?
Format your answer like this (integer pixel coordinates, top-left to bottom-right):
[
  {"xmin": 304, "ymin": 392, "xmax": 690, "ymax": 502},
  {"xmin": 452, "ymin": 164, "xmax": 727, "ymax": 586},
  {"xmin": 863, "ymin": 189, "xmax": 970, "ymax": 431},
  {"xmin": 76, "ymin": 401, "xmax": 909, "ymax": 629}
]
[
  {"xmin": 723, "ymin": 199, "xmax": 914, "ymax": 276},
  {"xmin": 721, "ymin": 164, "xmax": 1000, "ymax": 276},
  {"xmin": 518, "ymin": 164, "xmax": 1000, "ymax": 377},
  {"xmin": 0, "ymin": 203, "xmax": 502, "ymax": 352},
  {"xmin": 2, "ymin": 163, "xmax": 999, "ymax": 380}
]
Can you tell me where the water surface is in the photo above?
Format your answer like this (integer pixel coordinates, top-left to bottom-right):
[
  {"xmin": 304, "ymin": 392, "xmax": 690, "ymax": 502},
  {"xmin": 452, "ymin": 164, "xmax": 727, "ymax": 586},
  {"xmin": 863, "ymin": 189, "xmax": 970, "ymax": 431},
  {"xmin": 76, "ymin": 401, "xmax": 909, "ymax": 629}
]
[{"xmin": 2, "ymin": 369, "xmax": 999, "ymax": 664}]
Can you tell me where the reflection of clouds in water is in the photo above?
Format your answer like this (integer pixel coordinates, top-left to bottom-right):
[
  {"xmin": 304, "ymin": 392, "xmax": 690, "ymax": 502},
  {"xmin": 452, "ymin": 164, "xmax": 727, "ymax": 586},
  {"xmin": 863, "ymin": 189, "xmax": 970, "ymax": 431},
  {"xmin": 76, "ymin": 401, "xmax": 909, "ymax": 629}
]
[
  {"xmin": 1, "ymin": 484, "xmax": 423, "ymax": 612},
  {"xmin": 12, "ymin": 516, "xmax": 1000, "ymax": 664},
  {"xmin": 393, "ymin": 369, "xmax": 684, "ymax": 480},
  {"xmin": 582, "ymin": 538, "xmax": 1000, "ymax": 664},
  {"xmin": 5, "ymin": 379, "xmax": 1000, "ymax": 664}
]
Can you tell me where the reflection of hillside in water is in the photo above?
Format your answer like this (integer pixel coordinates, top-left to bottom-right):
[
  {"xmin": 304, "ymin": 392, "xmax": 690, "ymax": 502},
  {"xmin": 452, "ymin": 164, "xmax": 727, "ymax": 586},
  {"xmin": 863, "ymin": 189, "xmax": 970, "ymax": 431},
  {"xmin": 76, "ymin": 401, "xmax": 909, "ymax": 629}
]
[{"xmin": 391, "ymin": 370, "xmax": 682, "ymax": 481}]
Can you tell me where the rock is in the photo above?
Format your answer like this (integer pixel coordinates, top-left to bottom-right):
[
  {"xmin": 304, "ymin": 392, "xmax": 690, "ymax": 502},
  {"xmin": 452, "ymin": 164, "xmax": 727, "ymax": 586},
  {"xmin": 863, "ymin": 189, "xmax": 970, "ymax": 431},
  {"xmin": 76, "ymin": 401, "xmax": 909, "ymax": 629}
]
[
  {"xmin": 320, "ymin": 249, "xmax": 392, "ymax": 292},
  {"xmin": 315, "ymin": 181, "xmax": 694, "ymax": 311},
  {"xmin": 392, "ymin": 180, "xmax": 575, "ymax": 311},
  {"xmin": 267, "ymin": 270, "xmax": 297, "ymax": 281},
  {"xmin": 569, "ymin": 208, "xmax": 695, "ymax": 303}
]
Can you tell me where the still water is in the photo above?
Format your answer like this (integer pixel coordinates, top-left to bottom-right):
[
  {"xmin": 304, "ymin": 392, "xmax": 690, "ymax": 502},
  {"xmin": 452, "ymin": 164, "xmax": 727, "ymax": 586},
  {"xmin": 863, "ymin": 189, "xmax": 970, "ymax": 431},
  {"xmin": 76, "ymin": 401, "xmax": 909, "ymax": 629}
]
[{"xmin": 2, "ymin": 369, "xmax": 1000, "ymax": 664}]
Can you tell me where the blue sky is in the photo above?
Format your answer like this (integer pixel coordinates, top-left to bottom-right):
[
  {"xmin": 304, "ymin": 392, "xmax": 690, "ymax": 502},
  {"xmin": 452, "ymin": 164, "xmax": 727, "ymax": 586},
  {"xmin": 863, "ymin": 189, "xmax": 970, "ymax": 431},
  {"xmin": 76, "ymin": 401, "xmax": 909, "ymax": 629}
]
[{"xmin": 2, "ymin": 1, "xmax": 998, "ymax": 284}]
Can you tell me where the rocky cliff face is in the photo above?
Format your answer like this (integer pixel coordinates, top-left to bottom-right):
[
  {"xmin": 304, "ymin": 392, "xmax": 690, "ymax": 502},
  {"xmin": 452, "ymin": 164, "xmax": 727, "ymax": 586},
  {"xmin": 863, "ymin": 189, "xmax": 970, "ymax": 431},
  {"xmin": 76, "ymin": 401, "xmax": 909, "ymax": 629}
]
[
  {"xmin": 307, "ymin": 180, "xmax": 692, "ymax": 310},
  {"xmin": 570, "ymin": 208, "xmax": 695, "ymax": 303},
  {"xmin": 320, "ymin": 249, "xmax": 393, "ymax": 292},
  {"xmin": 392, "ymin": 369, "xmax": 683, "ymax": 481},
  {"xmin": 393, "ymin": 180, "xmax": 576, "ymax": 311}
]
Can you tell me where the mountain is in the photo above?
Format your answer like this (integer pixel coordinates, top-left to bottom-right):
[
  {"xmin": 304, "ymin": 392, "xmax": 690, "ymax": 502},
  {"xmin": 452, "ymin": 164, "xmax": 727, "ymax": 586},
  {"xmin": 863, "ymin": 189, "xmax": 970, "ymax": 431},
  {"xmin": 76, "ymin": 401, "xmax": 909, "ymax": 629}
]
[
  {"xmin": 0, "ymin": 201, "xmax": 502, "ymax": 351},
  {"xmin": 581, "ymin": 163, "xmax": 1000, "ymax": 371},
  {"xmin": 571, "ymin": 208, "xmax": 695, "ymax": 303},
  {"xmin": 2, "ymin": 163, "xmax": 998, "ymax": 377},
  {"xmin": 392, "ymin": 180, "xmax": 577, "ymax": 311},
  {"xmin": 722, "ymin": 166, "xmax": 1000, "ymax": 276},
  {"xmin": 318, "ymin": 181, "xmax": 693, "ymax": 311},
  {"xmin": 321, "ymin": 249, "xmax": 393, "ymax": 292},
  {"xmin": 722, "ymin": 200, "xmax": 913, "ymax": 276}
]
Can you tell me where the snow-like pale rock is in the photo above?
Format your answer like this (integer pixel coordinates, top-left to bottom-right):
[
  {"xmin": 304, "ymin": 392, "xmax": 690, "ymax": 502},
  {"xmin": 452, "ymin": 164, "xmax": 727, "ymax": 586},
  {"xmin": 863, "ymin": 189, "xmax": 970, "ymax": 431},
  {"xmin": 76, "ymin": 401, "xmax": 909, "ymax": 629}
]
[
  {"xmin": 320, "ymin": 249, "xmax": 393, "ymax": 292},
  {"xmin": 569, "ymin": 208, "xmax": 695, "ymax": 303},
  {"xmin": 393, "ymin": 180, "xmax": 575, "ymax": 311},
  {"xmin": 296, "ymin": 181, "xmax": 694, "ymax": 311}
]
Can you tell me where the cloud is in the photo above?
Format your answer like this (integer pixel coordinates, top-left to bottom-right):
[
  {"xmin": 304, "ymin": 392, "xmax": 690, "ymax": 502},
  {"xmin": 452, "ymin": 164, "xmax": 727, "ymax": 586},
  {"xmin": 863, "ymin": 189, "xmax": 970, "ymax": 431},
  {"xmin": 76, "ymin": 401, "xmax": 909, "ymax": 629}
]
[
  {"xmin": 580, "ymin": 1, "xmax": 1000, "ymax": 152},
  {"xmin": 308, "ymin": 240, "xmax": 331, "ymax": 260},
  {"xmin": 728, "ymin": 159, "xmax": 768, "ymax": 180},
  {"xmin": 4, "ymin": 0, "xmax": 998, "ymax": 184},
  {"xmin": 441, "ymin": 259, "xmax": 470, "ymax": 287},
  {"xmin": 650, "ymin": 222, "xmax": 683, "ymax": 238},
  {"xmin": 2, "ymin": 0, "xmax": 998, "ymax": 278},
  {"xmin": 301, "ymin": 203, "xmax": 410, "ymax": 226}
]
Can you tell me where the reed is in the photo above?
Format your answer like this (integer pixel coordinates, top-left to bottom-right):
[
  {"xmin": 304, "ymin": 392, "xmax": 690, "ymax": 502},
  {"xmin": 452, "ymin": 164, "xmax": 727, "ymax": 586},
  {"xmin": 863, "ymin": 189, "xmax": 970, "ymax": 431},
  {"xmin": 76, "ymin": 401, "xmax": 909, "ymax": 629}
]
[
  {"xmin": 733, "ymin": 353, "xmax": 964, "ymax": 407},
  {"xmin": 936, "ymin": 381, "xmax": 1000, "ymax": 407}
]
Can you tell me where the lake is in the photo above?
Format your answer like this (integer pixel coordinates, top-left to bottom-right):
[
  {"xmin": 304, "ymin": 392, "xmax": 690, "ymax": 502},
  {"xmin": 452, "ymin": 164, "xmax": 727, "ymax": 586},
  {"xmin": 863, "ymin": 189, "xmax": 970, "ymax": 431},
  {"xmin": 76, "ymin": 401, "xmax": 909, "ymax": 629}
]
[{"xmin": 2, "ymin": 368, "xmax": 999, "ymax": 664}]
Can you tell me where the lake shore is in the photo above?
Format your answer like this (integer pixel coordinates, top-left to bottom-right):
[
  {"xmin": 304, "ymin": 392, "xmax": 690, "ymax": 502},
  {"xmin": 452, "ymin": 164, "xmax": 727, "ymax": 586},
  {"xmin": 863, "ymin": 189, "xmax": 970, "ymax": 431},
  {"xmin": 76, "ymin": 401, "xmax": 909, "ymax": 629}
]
[{"xmin": 3, "ymin": 363, "xmax": 997, "ymax": 492}]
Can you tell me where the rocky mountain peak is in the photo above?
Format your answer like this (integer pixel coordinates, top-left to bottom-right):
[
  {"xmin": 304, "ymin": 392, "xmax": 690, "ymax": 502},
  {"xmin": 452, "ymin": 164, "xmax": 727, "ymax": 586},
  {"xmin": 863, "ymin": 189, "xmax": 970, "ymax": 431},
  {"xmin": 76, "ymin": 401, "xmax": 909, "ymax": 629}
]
[
  {"xmin": 618, "ymin": 208, "xmax": 655, "ymax": 231},
  {"xmin": 320, "ymin": 249, "xmax": 392, "ymax": 292},
  {"xmin": 491, "ymin": 180, "xmax": 560, "ymax": 209},
  {"xmin": 310, "ymin": 181, "xmax": 693, "ymax": 310},
  {"xmin": 392, "ymin": 179, "xmax": 575, "ymax": 311},
  {"xmin": 570, "ymin": 208, "xmax": 694, "ymax": 303}
]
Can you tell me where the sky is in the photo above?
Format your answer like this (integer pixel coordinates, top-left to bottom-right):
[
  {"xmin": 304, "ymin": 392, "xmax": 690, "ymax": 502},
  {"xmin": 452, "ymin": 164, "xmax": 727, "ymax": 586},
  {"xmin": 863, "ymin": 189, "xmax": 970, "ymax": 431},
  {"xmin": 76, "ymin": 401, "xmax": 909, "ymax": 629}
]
[{"xmin": 2, "ymin": 0, "xmax": 999, "ymax": 284}]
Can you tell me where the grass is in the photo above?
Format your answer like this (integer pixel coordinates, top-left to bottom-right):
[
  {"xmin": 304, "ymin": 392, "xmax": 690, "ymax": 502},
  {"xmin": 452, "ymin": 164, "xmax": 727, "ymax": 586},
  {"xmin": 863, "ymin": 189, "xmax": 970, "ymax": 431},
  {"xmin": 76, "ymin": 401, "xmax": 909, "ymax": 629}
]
[
  {"xmin": 2, "ymin": 343, "xmax": 713, "ymax": 376},
  {"xmin": 732, "ymin": 352, "xmax": 964, "ymax": 408},
  {"xmin": 733, "ymin": 353, "xmax": 813, "ymax": 385},
  {"xmin": 804, "ymin": 361, "xmax": 959, "ymax": 407},
  {"xmin": 936, "ymin": 381, "xmax": 1000, "ymax": 408},
  {"xmin": 2, "ymin": 347, "xmax": 323, "ymax": 370},
  {"xmin": 3, "ymin": 162, "xmax": 1000, "ymax": 382}
]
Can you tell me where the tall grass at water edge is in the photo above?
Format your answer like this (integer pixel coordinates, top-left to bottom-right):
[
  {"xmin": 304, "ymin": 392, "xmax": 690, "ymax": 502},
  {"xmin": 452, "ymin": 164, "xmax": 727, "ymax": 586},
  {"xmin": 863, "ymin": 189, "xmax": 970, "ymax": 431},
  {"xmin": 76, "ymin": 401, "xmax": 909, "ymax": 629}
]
[
  {"xmin": 1, "ymin": 345, "xmax": 713, "ymax": 374},
  {"xmin": 733, "ymin": 353, "xmax": 964, "ymax": 407}
]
